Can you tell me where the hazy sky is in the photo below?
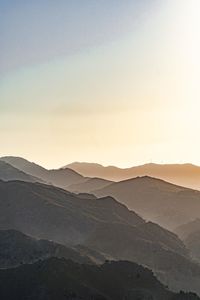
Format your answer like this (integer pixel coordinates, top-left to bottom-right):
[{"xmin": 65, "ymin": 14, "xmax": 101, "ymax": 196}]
[{"xmin": 0, "ymin": 0, "xmax": 200, "ymax": 168}]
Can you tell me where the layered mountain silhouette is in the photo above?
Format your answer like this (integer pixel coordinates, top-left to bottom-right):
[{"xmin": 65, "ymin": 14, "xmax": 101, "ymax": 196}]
[
  {"xmin": 0, "ymin": 229, "xmax": 96, "ymax": 268},
  {"xmin": 175, "ymin": 219, "xmax": 200, "ymax": 263},
  {"xmin": 1, "ymin": 179, "xmax": 200, "ymax": 295},
  {"xmin": 67, "ymin": 162, "xmax": 200, "ymax": 190},
  {"xmin": 175, "ymin": 219, "xmax": 200, "ymax": 239},
  {"xmin": 0, "ymin": 161, "xmax": 43, "ymax": 183},
  {"xmin": 1, "ymin": 258, "xmax": 199, "ymax": 300},
  {"xmin": 0, "ymin": 180, "xmax": 143, "ymax": 244},
  {"xmin": 0, "ymin": 156, "xmax": 86, "ymax": 190},
  {"xmin": 94, "ymin": 176, "xmax": 200, "ymax": 230},
  {"xmin": 68, "ymin": 177, "xmax": 113, "ymax": 193}
]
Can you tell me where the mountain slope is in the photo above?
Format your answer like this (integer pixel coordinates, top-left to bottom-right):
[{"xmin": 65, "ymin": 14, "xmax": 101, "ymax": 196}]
[
  {"xmin": 0, "ymin": 156, "xmax": 86, "ymax": 190},
  {"xmin": 0, "ymin": 258, "xmax": 199, "ymax": 300},
  {"xmin": 94, "ymin": 176, "xmax": 200, "ymax": 230},
  {"xmin": 67, "ymin": 177, "xmax": 113, "ymax": 193},
  {"xmin": 175, "ymin": 219, "xmax": 200, "ymax": 263},
  {"xmin": 0, "ymin": 179, "xmax": 143, "ymax": 245},
  {"xmin": 84, "ymin": 222, "xmax": 200, "ymax": 295},
  {"xmin": 0, "ymin": 161, "xmax": 43, "ymax": 183},
  {"xmin": 1, "ymin": 179, "xmax": 200, "ymax": 295},
  {"xmin": 175, "ymin": 219, "xmax": 200, "ymax": 239},
  {"xmin": 0, "ymin": 229, "xmax": 94, "ymax": 268},
  {"xmin": 67, "ymin": 162, "xmax": 200, "ymax": 190}
]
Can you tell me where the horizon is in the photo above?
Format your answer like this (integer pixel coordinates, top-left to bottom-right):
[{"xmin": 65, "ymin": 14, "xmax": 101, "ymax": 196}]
[
  {"xmin": 1, "ymin": 154, "xmax": 200, "ymax": 170},
  {"xmin": 1, "ymin": 0, "xmax": 200, "ymax": 168}
]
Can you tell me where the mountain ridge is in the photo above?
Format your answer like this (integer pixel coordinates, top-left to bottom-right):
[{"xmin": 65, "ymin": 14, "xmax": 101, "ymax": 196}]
[
  {"xmin": 1, "ymin": 257, "xmax": 199, "ymax": 300},
  {"xmin": 1, "ymin": 179, "xmax": 200, "ymax": 294},
  {"xmin": 94, "ymin": 176, "xmax": 200, "ymax": 230},
  {"xmin": 66, "ymin": 161, "xmax": 200, "ymax": 190}
]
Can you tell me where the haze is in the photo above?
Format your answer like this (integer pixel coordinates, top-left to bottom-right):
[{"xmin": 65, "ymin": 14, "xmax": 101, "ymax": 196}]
[{"xmin": 1, "ymin": 0, "xmax": 200, "ymax": 168}]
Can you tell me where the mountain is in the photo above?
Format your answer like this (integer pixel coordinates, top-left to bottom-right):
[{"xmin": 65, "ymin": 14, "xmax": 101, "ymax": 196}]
[
  {"xmin": 1, "ymin": 179, "xmax": 200, "ymax": 295},
  {"xmin": 94, "ymin": 176, "xmax": 200, "ymax": 230},
  {"xmin": 175, "ymin": 219, "xmax": 200, "ymax": 239},
  {"xmin": 83, "ymin": 221, "xmax": 200, "ymax": 295},
  {"xmin": 0, "ymin": 257, "xmax": 199, "ymax": 300},
  {"xmin": 0, "ymin": 161, "xmax": 43, "ymax": 183},
  {"xmin": 175, "ymin": 219, "xmax": 200, "ymax": 263},
  {"xmin": 0, "ymin": 229, "xmax": 95, "ymax": 268},
  {"xmin": 0, "ymin": 179, "xmax": 143, "ymax": 245},
  {"xmin": 67, "ymin": 177, "xmax": 112, "ymax": 193},
  {"xmin": 66, "ymin": 162, "xmax": 200, "ymax": 190},
  {"xmin": 184, "ymin": 231, "xmax": 200, "ymax": 263},
  {"xmin": 0, "ymin": 156, "xmax": 86, "ymax": 190}
]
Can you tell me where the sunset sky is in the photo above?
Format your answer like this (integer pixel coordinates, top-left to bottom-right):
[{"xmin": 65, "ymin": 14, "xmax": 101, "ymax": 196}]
[{"xmin": 1, "ymin": 0, "xmax": 200, "ymax": 168}]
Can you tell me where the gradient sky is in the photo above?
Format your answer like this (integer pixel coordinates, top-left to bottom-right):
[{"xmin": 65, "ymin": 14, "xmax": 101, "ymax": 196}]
[{"xmin": 0, "ymin": 0, "xmax": 200, "ymax": 168}]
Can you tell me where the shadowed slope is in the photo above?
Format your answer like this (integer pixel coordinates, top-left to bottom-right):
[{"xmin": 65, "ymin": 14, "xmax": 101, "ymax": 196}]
[
  {"xmin": 1, "ymin": 180, "xmax": 200, "ymax": 294},
  {"xmin": 175, "ymin": 219, "xmax": 200, "ymax": 263},
  {"xmin": 0, "ymin": 258, "xmax": 199, "ymax": 300},
  {"xmin": 94, "ymin": 176, "xmax": 200, "ymax": 230},
  {"xmin": 0, "ymin": 229, "xmax": 93, "ymax": 268}
]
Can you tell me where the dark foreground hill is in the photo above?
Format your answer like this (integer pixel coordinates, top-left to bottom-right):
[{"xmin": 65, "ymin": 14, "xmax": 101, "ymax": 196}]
[
  {"xmin": 0, "ymin": 230, "xmax": 94, "ymax": 268},
  {"xmin": 94, "ymin": 176, "xmax": 200, "ymax": 230},
  {"xmin": 0, "ymin": 258, "xmax": 199, "ymax": 300},
  {"xmin": 1, "ymin": 180, "xmax": 200, "ymax": 295}
]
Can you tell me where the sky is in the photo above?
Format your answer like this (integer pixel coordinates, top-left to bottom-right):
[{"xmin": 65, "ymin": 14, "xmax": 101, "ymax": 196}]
[{"xmin": 0, "ymin": 0, "xmax": 200, "ymax": 168}]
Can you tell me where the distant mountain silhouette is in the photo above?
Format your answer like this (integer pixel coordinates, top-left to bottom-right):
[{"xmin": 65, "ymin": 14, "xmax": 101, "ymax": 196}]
[
  {"xmin": 0, "ymin": 156, "xmax": 86, "ymax": 190},
  {"xmin": 66, "ymin": 162, "xmax": 200, "ymax": 190},
  {"xmin": 0, "ymin": 257, "xmax": 199, "ymax": 300},
  {"xmin": 94, "ymin": 176, "xmax": 200, "ymax": 230},
  {"xmin": 0, "ymin": 229, "xmax": 93, "ymax": 268},
  {"xmin": 1, "ymin": 179, "xmax": 200, "ymax": 294},
  {"xmin": 0, "ymin": 161, "xmax": 43, "ymax": 183}
]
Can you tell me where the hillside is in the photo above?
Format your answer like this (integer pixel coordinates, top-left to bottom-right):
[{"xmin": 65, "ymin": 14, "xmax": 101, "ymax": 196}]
[
  {"xmin": 94, "ymin": 176, "xmax": 200, "ymax": 230},
  {"xmin": 0, "ymin": 180, "xmax": 143, "ymax": 245},
  {"xmin": 0, "ymin": 229, "xmax": 93, "ymax": 268},
  {"xmin": 0, "ymin": 258, "xmax": 199, "ymax": 300},
  {"xmin": 175, "ymin": 219, "xmax": 200, "ymax": 263},
  {"xmin": 175, "ymin": 219, "xmax": 200, "ymax": 239}
]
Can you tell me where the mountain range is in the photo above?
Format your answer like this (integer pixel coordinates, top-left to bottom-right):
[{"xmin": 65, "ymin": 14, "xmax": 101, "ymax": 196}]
[
  {"xmin": 1, "ymin": 179, "xmax": 200, "ymax": 295},
  {"xmin": 0, "ymin": 156, "xmax": 86, "ymax": 190},
  {"xmin": 1, "ymin": 155, "xmax": 200, "ymax": 297},
  {"xmin": 66, "ymin": 161, "xmax": 200, "ymax": 190},
  {"xmin": 94, "ymin": 176, "xmax": 200, "ymax": 230},
  {"xmin": 1, "ymin": 156, "xmax": 200, "ymax": 231}
]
